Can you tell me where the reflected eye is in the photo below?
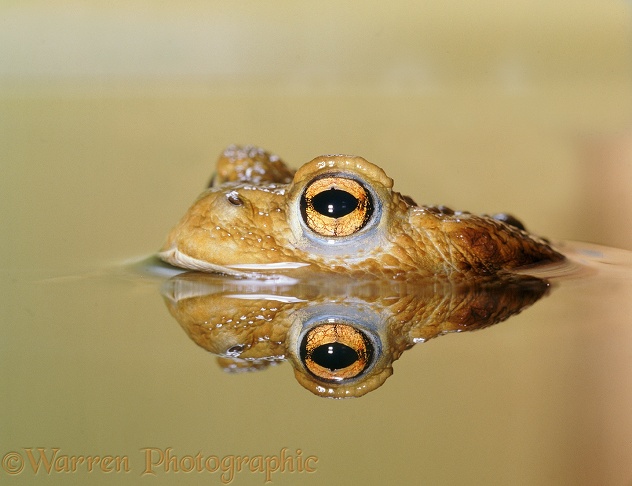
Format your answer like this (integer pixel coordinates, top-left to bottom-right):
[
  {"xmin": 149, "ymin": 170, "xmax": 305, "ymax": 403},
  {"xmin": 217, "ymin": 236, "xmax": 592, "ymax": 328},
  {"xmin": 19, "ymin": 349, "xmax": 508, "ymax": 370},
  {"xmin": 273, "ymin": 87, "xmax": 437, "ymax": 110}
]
[
  {"xmin": 300, "ymin": 177, "xmax": 373, "ymax": 237},
  {"xmin": 299, "ymin": 323, "xmax": 373, "ymax": 382}
]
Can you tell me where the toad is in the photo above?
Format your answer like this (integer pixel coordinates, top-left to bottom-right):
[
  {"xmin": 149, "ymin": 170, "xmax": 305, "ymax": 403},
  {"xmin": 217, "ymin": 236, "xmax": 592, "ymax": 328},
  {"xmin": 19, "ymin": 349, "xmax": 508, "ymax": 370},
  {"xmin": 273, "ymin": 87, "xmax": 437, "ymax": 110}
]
[{"xmin": 159, "ymin": 145, "xmax": 563, "ymax": 279}]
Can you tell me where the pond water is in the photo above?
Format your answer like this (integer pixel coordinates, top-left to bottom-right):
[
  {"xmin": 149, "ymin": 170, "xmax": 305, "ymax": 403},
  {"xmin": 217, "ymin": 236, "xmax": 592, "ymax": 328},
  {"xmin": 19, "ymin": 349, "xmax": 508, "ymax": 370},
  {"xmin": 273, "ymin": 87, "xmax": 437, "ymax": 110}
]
[
  {"xmin": 3, "ymin": 206, "xmax": 632, "ymax": 486},
  {"xmin": 3, "ymin": 2, "xmax": 632, "ymax": 485}
]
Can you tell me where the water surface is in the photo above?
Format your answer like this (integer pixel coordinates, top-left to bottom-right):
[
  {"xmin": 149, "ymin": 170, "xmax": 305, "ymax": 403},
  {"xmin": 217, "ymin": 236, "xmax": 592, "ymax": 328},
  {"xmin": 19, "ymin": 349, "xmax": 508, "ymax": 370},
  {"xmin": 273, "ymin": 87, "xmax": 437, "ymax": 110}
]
[{"xmin": 2, "ymin": 241, "xmax": 632, "ymax": 485}]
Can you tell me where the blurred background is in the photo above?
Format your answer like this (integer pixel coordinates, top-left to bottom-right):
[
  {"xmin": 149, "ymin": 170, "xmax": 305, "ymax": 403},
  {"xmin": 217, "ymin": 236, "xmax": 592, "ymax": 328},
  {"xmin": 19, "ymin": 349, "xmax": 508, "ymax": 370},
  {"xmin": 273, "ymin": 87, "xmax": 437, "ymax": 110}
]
[{"xmin": 1, "ymin": 0, "xmax": 631, "ymax": 268}]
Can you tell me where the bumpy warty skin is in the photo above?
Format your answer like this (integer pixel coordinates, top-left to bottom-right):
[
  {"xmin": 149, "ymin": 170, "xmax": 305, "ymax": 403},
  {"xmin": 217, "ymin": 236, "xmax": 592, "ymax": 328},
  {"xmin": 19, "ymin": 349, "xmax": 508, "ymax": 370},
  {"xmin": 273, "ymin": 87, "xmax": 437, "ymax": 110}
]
[{"xmin": 159, "ymin": 145, "xmax": 563, "ymax": 279}]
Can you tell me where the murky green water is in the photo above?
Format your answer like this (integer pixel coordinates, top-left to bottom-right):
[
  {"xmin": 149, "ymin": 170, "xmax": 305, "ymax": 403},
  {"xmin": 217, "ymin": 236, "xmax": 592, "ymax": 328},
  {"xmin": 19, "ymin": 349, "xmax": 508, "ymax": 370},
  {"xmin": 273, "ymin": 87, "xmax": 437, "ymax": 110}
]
[{"xmin": 3, "ymin": 2, "xmax": 632, "ymax": 484}]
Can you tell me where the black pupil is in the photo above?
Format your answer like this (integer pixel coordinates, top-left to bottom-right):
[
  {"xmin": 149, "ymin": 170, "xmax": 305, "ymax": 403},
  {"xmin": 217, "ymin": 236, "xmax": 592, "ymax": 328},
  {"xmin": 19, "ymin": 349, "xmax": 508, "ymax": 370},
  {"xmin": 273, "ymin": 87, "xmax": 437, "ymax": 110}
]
[
  {"xmin": 311, "ymin": 189, "xmax": 358, "ymax": 218},
  {"xmin": 310, "ymin": 342, "xmax": 359, "ymax": 371}
]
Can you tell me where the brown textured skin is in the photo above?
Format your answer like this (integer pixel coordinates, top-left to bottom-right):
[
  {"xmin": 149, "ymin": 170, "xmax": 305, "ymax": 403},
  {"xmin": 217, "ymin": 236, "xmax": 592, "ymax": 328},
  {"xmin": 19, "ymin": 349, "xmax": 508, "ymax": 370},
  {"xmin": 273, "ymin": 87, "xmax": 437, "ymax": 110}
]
[
  {"xmin": 159, "ymin": 145, "xmax": 563, "ymax": 279},
  {"xmin": 163, "ymin": 272, "xmax": 549, "ymax": 398}
]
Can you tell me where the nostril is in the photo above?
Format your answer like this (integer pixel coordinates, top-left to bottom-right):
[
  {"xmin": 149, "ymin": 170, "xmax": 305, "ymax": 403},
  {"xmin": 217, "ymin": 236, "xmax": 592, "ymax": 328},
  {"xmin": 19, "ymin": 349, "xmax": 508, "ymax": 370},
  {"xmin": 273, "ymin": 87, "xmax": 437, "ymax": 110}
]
[{"xmin": 226, "ymin": 191, "xmax": 243, "ymax": 206}]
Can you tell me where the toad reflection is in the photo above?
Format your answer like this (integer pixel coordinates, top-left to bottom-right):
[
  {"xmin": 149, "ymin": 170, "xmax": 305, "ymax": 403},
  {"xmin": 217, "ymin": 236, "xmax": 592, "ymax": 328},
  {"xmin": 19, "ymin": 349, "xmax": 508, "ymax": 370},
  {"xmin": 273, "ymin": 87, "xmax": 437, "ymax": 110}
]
[{"xmin": 161, "ymin": 274, "xmax": 551, "ymax": 398}]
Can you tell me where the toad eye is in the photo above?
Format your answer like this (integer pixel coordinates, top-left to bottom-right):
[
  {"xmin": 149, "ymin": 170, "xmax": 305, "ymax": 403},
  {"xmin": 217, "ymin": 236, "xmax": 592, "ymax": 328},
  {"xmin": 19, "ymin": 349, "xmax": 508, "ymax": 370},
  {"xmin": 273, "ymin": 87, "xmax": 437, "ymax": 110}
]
[
  {"xmin": 300, "ymin": 177, "xmax": 373, "ymax": 237},
  {"xmin": 299, "ymin": 323, "xmax": 373, "ymax": 382}
]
